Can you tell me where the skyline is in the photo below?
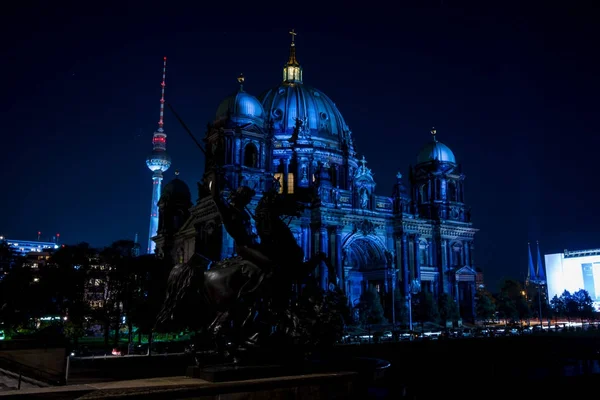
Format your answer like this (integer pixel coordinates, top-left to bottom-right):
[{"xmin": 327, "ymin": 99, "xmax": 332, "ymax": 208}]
[{"xmin": 2, "ymin": 3, "xmax": 599, "ymax": 291}]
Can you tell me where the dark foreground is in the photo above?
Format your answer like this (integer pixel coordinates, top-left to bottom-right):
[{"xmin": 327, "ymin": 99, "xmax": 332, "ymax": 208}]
[{"xmin": 2, "ymin": 334, "xmax": 600, "ymax": 399}]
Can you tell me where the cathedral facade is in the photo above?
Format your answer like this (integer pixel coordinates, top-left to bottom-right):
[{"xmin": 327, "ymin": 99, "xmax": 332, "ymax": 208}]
[{"xmin": 153, "ymin": 35, "xmax": 479, "ymax": 320}]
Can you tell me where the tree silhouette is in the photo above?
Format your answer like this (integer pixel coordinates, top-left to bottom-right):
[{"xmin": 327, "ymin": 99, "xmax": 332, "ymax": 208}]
[
  {"xmin": 438, "ymin": 292, "xmax": 459, "ymax": 328},
  {"xmin": 414, "ymin": 291, "xmax": 439, "ymax": 331},
  {"xmin": 358, "ymin": 285, "xmax": 387, "ymax": 325},
  {"xmin": 476, "ymin": 290, "xmax": 496, "ymax": 325},
  {"xmin": 572, "ymin": 289, "xmax": 594, "ymax": 322}
]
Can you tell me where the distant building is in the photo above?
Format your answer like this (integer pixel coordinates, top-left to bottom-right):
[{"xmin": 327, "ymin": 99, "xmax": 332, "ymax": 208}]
[
  {"xmin": 154, "ymin": 33, "xmax": 480, "ymax": 320},
  {"xmin": 2, "ymin": 238, "xmax": 59, "ymax": 256},
  {"xmin": 545, "ymin": 248, "xmax": 600, "ymax": 310}
]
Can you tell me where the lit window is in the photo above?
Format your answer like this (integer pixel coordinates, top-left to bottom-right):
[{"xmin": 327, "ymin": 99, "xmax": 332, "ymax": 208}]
[
  {"xmin": 274, "ymin": 173, "xmax": 284, "ymax": 194},
  {"xmin": 287, "ymin": 173, "xmax": 294, "ymax": 194}
]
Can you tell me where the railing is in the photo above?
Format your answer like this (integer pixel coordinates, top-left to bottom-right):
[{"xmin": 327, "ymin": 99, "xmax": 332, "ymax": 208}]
[{"xmin": 0, "ymin": 355, "xmax": 64, "ymax": 387}]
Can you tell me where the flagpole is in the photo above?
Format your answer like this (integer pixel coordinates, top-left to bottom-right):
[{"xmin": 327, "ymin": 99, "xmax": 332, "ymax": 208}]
[{"xmin": 537, "ymin": 282, "xmax": 543, "ymax": 327}]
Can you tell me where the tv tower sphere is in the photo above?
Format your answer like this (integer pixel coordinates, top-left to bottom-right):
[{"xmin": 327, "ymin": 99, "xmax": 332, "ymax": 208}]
[{"xmin": 146, "ymin": 148, "xmax": 171, "ymax": 172}]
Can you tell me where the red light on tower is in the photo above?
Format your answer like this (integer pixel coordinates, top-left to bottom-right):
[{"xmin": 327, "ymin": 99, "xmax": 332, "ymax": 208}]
[{"xmin": 56, "ymin": 233, "xmax": 60, "ymax": 237}]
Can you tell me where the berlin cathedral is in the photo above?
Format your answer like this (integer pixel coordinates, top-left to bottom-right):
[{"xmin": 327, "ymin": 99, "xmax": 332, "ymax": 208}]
[{"xmin": 153, "ymin": 33, "xmax": 479, "ymax": 320}]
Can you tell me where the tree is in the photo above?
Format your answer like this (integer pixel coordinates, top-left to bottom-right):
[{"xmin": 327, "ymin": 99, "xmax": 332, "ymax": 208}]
[
  {"xmin": 414, "ymin": 291, "xmax": 439, "ymax": 331},
  {"xmin": 358, "ymin": 285, "xmax": 387, "ymax": 326},
  {"xmin": 96, "ymin": 240, "xmax": 138, "ymax": 351},
  {"xmin": 476, "ymin": 290, "xmax": 496, "ymax": 325},
  {"xmin": 438, "ymin": 293, "xmax": 459, "ymax": 328},
  {"xmin": 127, "ymin": 255, "xmax": 170, "ymax": 350},
  {"xmin": 0, "ymin": 262, "xmax": 37, "ymax": 335},
  {"xmin": 550, "ymin": 294, "xmax": 566, "ymax": 320},
  {"xmin": 495, "ymin": 279, "xmax": 530, "ymax": 323},
  {"xmin": 572, "ymin": 289, "xmax": 595, "ymax": 322},
  {"xmin": 560, "ymin": 290, "xmax": 578, "ymax": 321},
  {"xmin": 391, "ymin": 287, "xmax": 408, "ymax": 327}
]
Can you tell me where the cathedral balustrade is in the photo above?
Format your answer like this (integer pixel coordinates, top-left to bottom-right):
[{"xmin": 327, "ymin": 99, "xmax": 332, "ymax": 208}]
[{"xmin": 374, "ymin": 195, "xmax": 393, "ymax": 213}]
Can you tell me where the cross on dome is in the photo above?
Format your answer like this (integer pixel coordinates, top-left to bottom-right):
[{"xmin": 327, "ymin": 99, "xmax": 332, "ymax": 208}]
[{"xmin": 289, "ymin": 29, "xmax": 297, "ymax": 44}]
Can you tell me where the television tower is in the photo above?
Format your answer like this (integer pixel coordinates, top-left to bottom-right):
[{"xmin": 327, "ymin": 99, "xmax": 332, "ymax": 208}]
[{"xmin": 145, "ymin": 57, "xmax": 171, "ymax": 254}]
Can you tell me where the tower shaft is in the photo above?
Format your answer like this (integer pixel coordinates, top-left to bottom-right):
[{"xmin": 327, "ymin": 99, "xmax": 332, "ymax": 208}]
[{"xmin": 148, "ymin": 171, "xmax": 163, "ymax": 254}]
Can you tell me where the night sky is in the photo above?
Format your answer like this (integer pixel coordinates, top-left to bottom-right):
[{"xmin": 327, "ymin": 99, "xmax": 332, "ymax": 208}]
[{"xmin": 2, "ymin": 2, "xmax": 599, "ymax": 291}]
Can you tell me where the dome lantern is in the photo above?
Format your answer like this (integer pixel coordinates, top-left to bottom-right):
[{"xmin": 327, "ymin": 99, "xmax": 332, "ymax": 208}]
[{"xmin": 283, "ymin": 29, "xmax": 303, "ymax": 85}]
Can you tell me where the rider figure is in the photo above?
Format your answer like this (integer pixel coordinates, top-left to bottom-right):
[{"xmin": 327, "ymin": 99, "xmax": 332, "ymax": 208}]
[{"xmin": 212, "ymin": 183, "xmax": 276, "ymax": 271}]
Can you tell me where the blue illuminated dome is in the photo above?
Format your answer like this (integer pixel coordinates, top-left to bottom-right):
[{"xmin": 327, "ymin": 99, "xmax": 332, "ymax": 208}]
[
  {"xmin": 216, "ymin": 74, "xmax": 265, "ymax": 125},
  {"xmin": 416, "ymin": 129, "xmax": 456, "ymax": 165},
  {"xmin": 260, "ymin": 85, "xmax": 350, "ymax": 143},
  {"xmin": 146, "ymin": 150, "xmax": 172, "ymax": 172}
]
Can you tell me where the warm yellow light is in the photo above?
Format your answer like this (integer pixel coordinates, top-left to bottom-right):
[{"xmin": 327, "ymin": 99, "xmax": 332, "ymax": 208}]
[{"xmin": 287, "ymin": 173, "xmax": 295, "ymax": 194}]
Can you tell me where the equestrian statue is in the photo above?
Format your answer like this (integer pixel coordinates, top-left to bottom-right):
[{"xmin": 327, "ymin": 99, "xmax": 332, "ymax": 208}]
[{"xmin": 155, "ymin": 170, "xmax": 345, "ymax": 363}]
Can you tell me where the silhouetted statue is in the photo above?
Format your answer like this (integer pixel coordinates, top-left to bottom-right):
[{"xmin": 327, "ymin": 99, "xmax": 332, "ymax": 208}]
[{"xmin": 156, "ymin": 181, "xmax": 338, "ymax": 363}]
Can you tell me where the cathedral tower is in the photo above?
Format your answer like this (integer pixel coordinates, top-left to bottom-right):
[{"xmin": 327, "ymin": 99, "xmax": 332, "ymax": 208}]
[{"xmin": 145, "ymin": 57, "xmax": 171, "ymax": 254}]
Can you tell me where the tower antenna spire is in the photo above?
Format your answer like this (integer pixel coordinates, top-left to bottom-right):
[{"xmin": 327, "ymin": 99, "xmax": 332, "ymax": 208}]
[{"xmin": 158, "ymin": 56, "xmax": 167, "ymax": 131}]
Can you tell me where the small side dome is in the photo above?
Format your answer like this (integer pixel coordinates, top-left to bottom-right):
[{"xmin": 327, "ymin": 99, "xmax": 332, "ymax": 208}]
[
  {"xmin": 416, "ymin": 128, "xmax": 456, "ymax": 165},
  {"xmin": 417, "ymin": 141, "xmax": 456, "ymax": 164},
  {"xmin": 215, "ymin": 74, "xmax": 265, "ymax": 124},
  {"xmin": 161, "ymin": 172, "xmax": 191, "ymax": 205}
]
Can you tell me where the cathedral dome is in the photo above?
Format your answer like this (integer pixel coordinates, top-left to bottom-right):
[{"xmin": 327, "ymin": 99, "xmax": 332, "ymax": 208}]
[
  {"xmin": 215, "ymin": 74, "xmax": 264, "ymax": 124},
  {"xmin": 161, "ymin": 172, "xmax": 191, "ymax": 205},
  {"xmin": 259, "ymin": 84, "xmax": 350, "ymax": 142},
  {"xmin": 416, "ymin": 128, "xmax": 456, "ymax": 165}
]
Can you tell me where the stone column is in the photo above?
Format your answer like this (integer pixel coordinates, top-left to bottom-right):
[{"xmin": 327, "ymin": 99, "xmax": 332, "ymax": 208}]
[
  {"xmin": 413, "ymin": 234, "xmax": 421, "ymax": 281},
  {"xmin": 401, "ymin": 234, "xmax": 409, "ymax": 296},
  {"xmin": 427, "ymin": 239, "xmax": 433, "ymax": 267},
  {"xmin": 301, "ymin": 224, "xmax": 310, "ymax": 260},
  {"xmin": 333, "ymin": 226, "xmax": 343, "ymax": 289},
  {"xmin": 320, "ymin": 225, "xmax": 329, "ymax": 290},
  {"xmin": 282, "ymin": 158, "xmax": 290, "ymax": 194},
  {"xmin": 454, "ymin": 278, "xmax": 460, "ymax": 305},
  {"xmin": 463, "ymin": 240, "xmax": 471, "ymax": 267},
  {"xmin": 441, "ymin": 239, "xmax": 450, "ymax": 294}
]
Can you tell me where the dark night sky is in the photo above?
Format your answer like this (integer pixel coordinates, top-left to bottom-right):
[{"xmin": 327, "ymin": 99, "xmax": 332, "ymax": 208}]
[{"xmin": 2, "ymin": 1, "xmax": 599, "ymax": 291}]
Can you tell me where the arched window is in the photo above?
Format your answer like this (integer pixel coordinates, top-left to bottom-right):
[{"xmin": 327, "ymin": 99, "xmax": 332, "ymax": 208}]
[
  {"xmin": 419, "ymin": 242, "xmax": 428, "ymax": 266},
  {"xmin": 452, "ymin": 243, "xmax": 462, "ymax": 266},
  {"xmin": 243, "ymin": 143, "xmax": 258, "ymax": 168},
  {"xmin": 419, "ymin": 184, "xmax": 428, "ymax": 202}
]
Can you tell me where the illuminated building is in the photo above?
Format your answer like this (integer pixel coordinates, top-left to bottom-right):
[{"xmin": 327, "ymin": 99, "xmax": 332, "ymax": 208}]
[
  {"xmin": 145, "ymin": 57, "xmax": 172, "ymax": 254},
  {"xmin": 2, "ymin": 237, "xmax": 59, "ymax": 256},
  {"xmin": 545, "ymin": 247, "xmax": 600, "ymax": 311},
  {"xmin": 154, "ymin": 32, "xmax": 479, "ymax": 319}
]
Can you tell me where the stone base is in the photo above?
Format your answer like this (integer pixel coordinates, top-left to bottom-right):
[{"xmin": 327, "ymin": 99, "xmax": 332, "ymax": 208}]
[
  {"xmin": 5, "ymin": 372, "xmax": 358, "ymax": 399},
  {"xmin": 187, "ymin": 363, "xmax": 299, "ymax": 382}
]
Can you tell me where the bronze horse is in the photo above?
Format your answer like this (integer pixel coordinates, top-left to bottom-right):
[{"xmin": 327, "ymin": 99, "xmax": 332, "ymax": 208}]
[{"xmin": 155, "ymin": 186, "xmax": 335, "ymax": 358}]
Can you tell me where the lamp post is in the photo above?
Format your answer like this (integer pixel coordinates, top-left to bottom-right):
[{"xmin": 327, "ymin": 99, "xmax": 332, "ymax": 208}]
[
  {"xmin": 391, "ymin": 267, "xmax": 397, "ymax": 327},
  {"xmin": 407, "ymin": 279, "xmax": 421, "ymax": 332}
]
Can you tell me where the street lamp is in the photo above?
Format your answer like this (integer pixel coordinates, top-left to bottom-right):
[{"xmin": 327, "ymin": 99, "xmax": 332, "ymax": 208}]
[{"xmin": 407, "ymin": 279, "xmax": 422, "ymax": 332}]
